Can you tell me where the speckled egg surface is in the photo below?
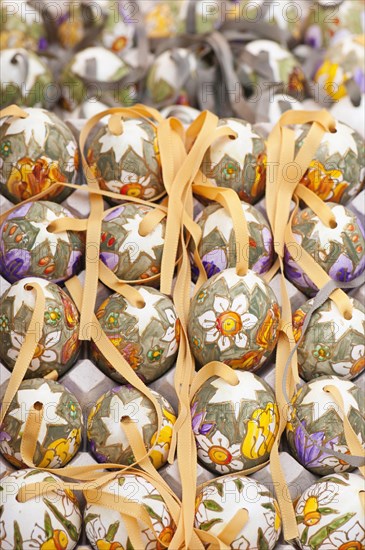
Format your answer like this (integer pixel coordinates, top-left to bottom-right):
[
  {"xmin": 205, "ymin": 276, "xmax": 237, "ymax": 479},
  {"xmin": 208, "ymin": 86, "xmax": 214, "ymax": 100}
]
[
  {"xmin": 192, "ymin": 202, "xmax": 274, "ymax": 279},
  {"xmin": 87, "ymin": 386, "xmax": 176, "ymax": 469},
  {"xmin": 0, "ymin": 469, "xmax": 82, "ymax": 549},
  {"xmin": 100, "ymin": 203, "xmax": 166, "ymax": 281},
  {"xmin": 293, "ymin": 296, "xmax": 365, "ymax": 381},
  {"xmin": 295, "ymin": 472, "xmax": 365, "ymax": 550},
  {"xmin": 286, "ymin": 376, "xmax": 365, "ymax": 476},
  {"xmin": 0, "ymin": 379, "xmax": 83, "ymax": 469},
  {"xmin": 0, "ymin": 278, "xmax": 81, "ymax": 378},
  {"xmin": 284, "ymin": 203, "xmax": 365, "ymax": 295},
  {"xmin": 200, "ymin": 118, "xmax": 267, "ymax": 204},
  {"xmin": 191, "ymin": 371, "xmax": 279, "ymax": 474},
  {"xmin": 91, "ymin": 286, "xmax": 179, "ymax": 384},
  {"xmin": 0, "ymin": 108, "xmax": 79, "ymax": 203},
  {"xmin": 194, "ymin": 474, "xmax": 281, "ymax": 549},
  {"xmin": 188, "ymin": 268, "xmax": 280, "ymax": 370},
  {"xmin": 84, "ymin": 472, "xmax": 175, "ymax": 549},
  {"xmin": 0, "ymin": 201, "xmax": 84, "ymax": 284}
]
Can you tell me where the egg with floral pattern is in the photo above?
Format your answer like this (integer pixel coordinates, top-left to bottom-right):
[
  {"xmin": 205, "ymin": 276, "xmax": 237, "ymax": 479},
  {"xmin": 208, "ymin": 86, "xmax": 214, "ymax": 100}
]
[
  {"xmin": 99, "ymin": 0, "xmax": 135, "ymax": 53},
  {"xmin": 188, "ymin": 268, "xmax": 280, "ymax": 370},
  {"xmin": 200, "ymin": 118, "xmax": 267, "ymax": 204},
  {"xmin": 284, "ymin": 203, "xmax": 365, "ymax": 296},
  {"xmin": 84, "ymin": 472, "xmax": 175, "ymax": 549},
  {"xmin": 0, "ymin": 277, "xmax": 81, "ymax": 378},
  {"xmin": 295, "ymin": 472, "xmax": 364, "ymax": 550},
  {"xmin": 0, "ymin": 0, "xmax": 48, "ymax": 50},
  {"xmin": 0, "ymin": 107, "xmax": 79, "ymax": 203},
  {"xmin": 87, "ymin": 117, "xmax": 164, "ymax": 202},
  {"xmin": 296, "ymin": 121, "xmax": 364, "ymax": 204},
  {"xmin": 0, "ymin": 469, "xmax": 82, "ymax": 549},
  {"xmin": 192, "ymin": 202, "xmax": 274, "ymax": 280},
  {"xmin": 0, "ymin": 201, "xmax": 84, "ymax": 284},
  {"xmin": 91, "ymin": 287, "xmax": 179, "ymax": 384},
  {"xmin": 0, "ymin": 379, "xmax": 83, "ymax": 469},
  {"xmin": 87, "ymin": 386, "xmax": 176, "ymax": 469},
  {"xmin": 293, "ymin": 296, "xmax": 365, "ymax": 381},
  {"xmin": 286, "ymin": 376, "xmax": 365, "ymax": 476},
  {"xmin": 195, "ymin": 474, "xmax": 281, "ymax": 548},
  {"xmin": 0, "ymin": 48, "xmax": 53, "ymax": 108},
  {"xmin": 191, "ymin": 370, "xmax": 279, "ymax": 474}
]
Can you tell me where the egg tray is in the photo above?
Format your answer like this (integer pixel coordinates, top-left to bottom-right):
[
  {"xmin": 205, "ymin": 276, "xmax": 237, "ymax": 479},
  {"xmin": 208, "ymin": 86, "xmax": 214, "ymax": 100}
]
[{"xmin": 0, "ymin": 171, "xmax": 364, "ymax": 548}]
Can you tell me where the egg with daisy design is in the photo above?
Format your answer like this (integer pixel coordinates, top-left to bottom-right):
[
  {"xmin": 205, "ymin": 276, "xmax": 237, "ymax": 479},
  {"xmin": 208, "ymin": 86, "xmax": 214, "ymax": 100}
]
[
  {"xmin": 87, "ymin": 386, "xmax": 176, "ymax": 469},
  {"xmin": 0, "ymin": 379, "xmax": 83, "ymax": 469},
  {"xmin": 91, "ymin": 286, "xmax": 179, "ymax": 384},
  {"xmin": 188, "ymin": 268, "xmax": 280, "ymax": 371},
  {"xmin": 194, "ymin": 474, "xmax": 281, "ymax": 549},
  {"xmin": 286, "ymin": 376, "xmax": 365, "ymax": 476},
  {"xmin": 191, "ymin": 370, "xmax": 279, "ymax": 475},
  {"xmin": 0, "ymin": 277, "xmax": 81, "ymax": 379}
]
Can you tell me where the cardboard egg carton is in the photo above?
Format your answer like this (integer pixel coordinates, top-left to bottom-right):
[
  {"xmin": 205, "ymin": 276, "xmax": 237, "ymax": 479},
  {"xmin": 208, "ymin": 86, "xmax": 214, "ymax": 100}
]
[{"xmin": 0, "ymin": 185, "xmax": 364, "ymax": 550}]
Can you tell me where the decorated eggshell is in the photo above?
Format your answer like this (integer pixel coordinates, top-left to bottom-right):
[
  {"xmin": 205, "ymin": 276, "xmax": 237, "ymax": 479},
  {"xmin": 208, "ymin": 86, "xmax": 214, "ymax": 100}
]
[
  {"xmin": 0, "ymin": 469, "xmax": 82, "ymax": 549},
  {"xmin": 242, "ymin": 40, "xmax": 306, "ymax": 97},
  {"xmin": 188, "ymin": 268, "xmax": 280, "ymax": 370},
  {"xmin": 192, "ymin": 202, "xmax": 274, "ymax": 279},
  {"xmin": 191, "ymin": 371, "xmax": 279, "ymax": 474},
  {"xmin": 84, "ymin": 472, "xmax": 175, "ymax": 549},
  {"xmin": 255, "ymin": 92, "xmax": 302, "ymax": 124},
  {"xmin": 0, "ymin": 201, "xmax": 84, "ymax": 284},
  {"xmin": 87, "ymin": 386, "xmax": 176, "ymax": 469},
  {"xmin": 87, "ymin": 119, "xmax": 164, "ymax": 202},
  {"xmin": 0, "ymin": 48, "xmax": 53, "ymax": 108},
  {"xmin": 91, "ymin": 287, "xmax": 179, "ymax": 384},
  {"xmin": 331, "ymin": 94, "xmax": 365, "ymax": 139},
  {"xmin": 60, "ymin": 47, "xmax": 132, "ymax": 111},
  {"xmin": 293, "ymin": 296, "xmax": 365, "ymax": 381},
  {"xmin": 286, "ymin": 376, "xmax": 365, "ymax": 476},
  {"xmin": 314, "ymin": 35, "xmax": 365, "ymax": 103},
  {"xmin": 0, "ymin": 277, "xmax": 81, "ymax": 378},
  {"xmin": 100, "ymin": 0, "xmax": 135, "ymax": 53},
  {"xmin": 284, "ymin": 203, "xmax": 365, "ymax": 296},
  {"xmin": 55, "ymin": 0, "xmax": 106, "ymax": 48},
  {"xmin": 296, "ymin": 120, "xmax": 364, "ymax": 204},
  {"xmin": 195, "ymin": 474, "xmax": 281, "ymax": 548},
  {"xmin": 0, "ymin": 379, "xmax": 83, "ymax": 469},
  {"xmin": 295, "ymin": 472, "xmax": 364, "ymax": 550},
  {"xmin": 160, "ymin": 104, "xmax": 201, "ymax": 127},
  {"xmin": 200, "ymin": 118, "xmax": 267, "ymax": 204},
  {"xmin": 100, "ymin": 204, "xmax": 166, "ymax": 281},
  {"xmin": 0, "ymin": 0, "xmax": 47, "ymax": 50},
  {"xmin": 146, "ymin": 48, "xmax": 199, "ymax": 106},
  {"xmin": 0, "ymin": 107, "xmax": 79, "ymax": 203}
]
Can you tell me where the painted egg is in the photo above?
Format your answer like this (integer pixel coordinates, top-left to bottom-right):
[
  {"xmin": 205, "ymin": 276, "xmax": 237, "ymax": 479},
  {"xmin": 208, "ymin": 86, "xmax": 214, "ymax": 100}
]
[
  {"xmin": 56, "ymin": 1, "xmax": 107, "ymax": 48},
  {"xmin": 91, "ymin": 287, "xmax": 179, "ymax": 384},
  {"xmin": 0, "ymin": 48, "xmax": 53, "ymax": 108},
  {"xmin": 194, "ymin": 474, "xmax": 281, "ymax": 548},
  {"xmin": 0, "ymin": 201, "xmax": 84, "ymax": 284},
  {"xmin": 192, "ymin": 202, "xmax": 274, "ymax": 279},
  {"xmin": 100, "ymin": 204, "xmax": 166, "ymax": 281},
  {"xmin": 87, "ymin": 119, "xmax": 164, "ymax": 202},
  {"xmin": 255, "ymin": 93, "xmax": 302, "ymax": 124},
  {"xmin": 296, "ymin": 121, "xmax": 365, "ymax": 204},
  {"xmin": 293, "ymin": 296, "xmax": 365, "ymax": 381},
  {"xmin": 146, "ymin": 48, "xmax": 199, "ymax": 106},
  {"xmin": 331, "ymin": 94, "xmax": 365, "ymax": 138},
  {"xmin": 242, "ymin": 40, "xmax": 306, "ymax": 97},
  {"xmin": 100, "ymin": 0, "xmax": 135, "ymax": 53},
  {"xmin": 284, "ymin": 203, "xmax": 365, "ymax": 296},
  {"xmin": 191, "ymin": 370, "xmax": 279, "ymax": 474},
  {"xmin": 142, "ymin": 0, "xmax": 178, "ymax": 38},
  {"xmin": 84, "ymin": 472, "xmax": 175, "ymax": 549},
  {"xmin": 60, "ymin": 47, "xmax": 133, "ymax": 111},
  {"xmin": 0, "ymin": 379, "xmax": 83, "ymax": 469},
  {"xmin": 286, "ymin": 375, "xmax": 365, "ymax": 476},
  {"xmin": 160, "ymin": 104, "xmax": 201, "ymax": 127},
  {"xmin": 0, "ymin": 277, "xmax": 81, "ymax": 378},
  {"xmin": 0, "ymin": 0, "xmax": 47, "ymax": 50},
  {"xmin": 188, "ymin": 268, "xmax": 280, "ymax": 370},
  {"xmin": 314, "ymin": 35, "xmax": 365, "ymax": 103},
  {"xmin": 0, "ymin": 469, "xmax": 82, "ymax": 549},
  {"xmin": 0, "ymin": 107, "xmax": 79, "ymax": 203},
  {"xmin": 295, "ymin": 472, "xmax": 364, "ymax": 550},
  {"xmin": 200, "ymin": 118, "xmax": 267, "ymax": 204},
  {"xmin": 87, "ymin": 386, "xmax": 176, "ymax": 469}
]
